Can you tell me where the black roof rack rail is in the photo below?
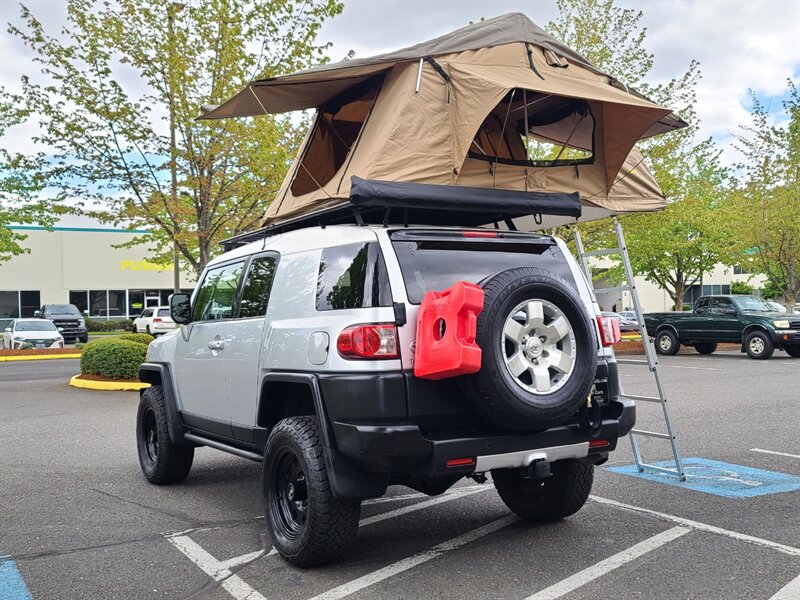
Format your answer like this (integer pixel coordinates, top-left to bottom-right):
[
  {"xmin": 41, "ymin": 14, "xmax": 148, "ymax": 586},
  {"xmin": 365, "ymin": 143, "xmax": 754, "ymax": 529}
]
[{"xmin": 220, "ymin": 177, "xmax": 581, "ymax": 252}]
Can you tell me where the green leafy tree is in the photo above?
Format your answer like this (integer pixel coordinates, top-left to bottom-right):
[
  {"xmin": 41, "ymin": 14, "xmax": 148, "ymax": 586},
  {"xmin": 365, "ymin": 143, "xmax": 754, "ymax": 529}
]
[
  {"xmin": 548, "ymin": 0, "xmax": 729, "ymax": 310},
  {"xmin": 0, "ymin": 94, "xmax": 64, "ymax": 263},
  {"xmin": 4, "ymin": 0, "xmax": 343, "ymax": 276},
  {"xmin": 725, "ymin": 81, "xmax": 800, "ymax": 310}
]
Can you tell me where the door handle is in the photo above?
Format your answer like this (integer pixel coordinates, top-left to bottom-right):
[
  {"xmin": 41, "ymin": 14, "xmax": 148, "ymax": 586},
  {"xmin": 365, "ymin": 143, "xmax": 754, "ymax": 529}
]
[{"xmin": 208, "ymin": 339, "xmax": 225, "ymax": 350}]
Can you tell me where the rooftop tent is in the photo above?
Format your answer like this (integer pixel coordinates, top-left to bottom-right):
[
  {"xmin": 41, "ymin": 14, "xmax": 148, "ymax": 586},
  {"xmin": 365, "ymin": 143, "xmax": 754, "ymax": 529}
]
[{"xmin": 201, "ymin": 13, "xmax": 686, "ymax": 229}]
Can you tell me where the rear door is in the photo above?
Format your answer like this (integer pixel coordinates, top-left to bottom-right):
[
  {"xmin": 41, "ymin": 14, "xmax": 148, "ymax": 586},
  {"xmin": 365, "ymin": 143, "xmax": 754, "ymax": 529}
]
[
  {"xmin": 172, "ymin": 259, "xmax": 246, "ymax": 436},
  {"xmin": 224, "ymin": 253, "xmax": 279, "ymax": 441}
]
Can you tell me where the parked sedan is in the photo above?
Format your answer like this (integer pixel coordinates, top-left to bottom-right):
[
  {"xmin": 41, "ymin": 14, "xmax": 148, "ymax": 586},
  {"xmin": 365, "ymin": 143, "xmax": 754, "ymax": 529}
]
[
  {"xmin": 2, "ymin": 319, "xmax": 65, "ymax": 349},
  {"xmin": 132, "ymin": 307, "xmax": 176, "ymax": 336},
  {"xmin": 603, "ymin": 311, "xmax": 639, "ymax": 332}
]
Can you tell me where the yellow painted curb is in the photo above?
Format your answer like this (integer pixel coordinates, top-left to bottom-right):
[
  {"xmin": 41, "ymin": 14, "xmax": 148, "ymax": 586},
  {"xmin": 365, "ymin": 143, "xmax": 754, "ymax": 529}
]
[
  {"xmin": 0, "ymin": 353, "xmax": 82, "ymax": 362},
  {"xmin": 69, "ymin": 374, "xmax": 150, "ymax": 391}
]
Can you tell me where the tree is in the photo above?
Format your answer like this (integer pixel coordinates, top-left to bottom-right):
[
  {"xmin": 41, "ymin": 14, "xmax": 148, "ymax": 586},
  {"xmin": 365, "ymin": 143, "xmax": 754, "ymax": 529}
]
[
  {"xmin": 0, "ymin": 94, "xmax": 64, "ymax": 263},
  {"xmin": 725, "ymin": 81, "xmax": 800, "ymax": 310},
  {"xmin": 4, "ymin": 0, "xmax": 343, "ymax": 277},
  {"xmin": 547, "ymin": 0, "xmax": 729, "ymax": 310}
]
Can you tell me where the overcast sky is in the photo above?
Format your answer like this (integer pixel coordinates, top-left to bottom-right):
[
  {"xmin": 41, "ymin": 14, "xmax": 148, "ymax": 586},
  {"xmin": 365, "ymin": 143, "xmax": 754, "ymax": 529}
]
[{"xmin": 1, "ymin": 0, "xmax": 799, "ymax": 169}]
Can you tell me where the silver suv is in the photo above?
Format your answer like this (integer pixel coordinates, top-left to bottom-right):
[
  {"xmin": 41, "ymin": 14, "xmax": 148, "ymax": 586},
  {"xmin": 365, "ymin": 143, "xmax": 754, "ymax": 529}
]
[{"xmin": 136, "ymin": 224, "xmax": 633, "ymax": 566}]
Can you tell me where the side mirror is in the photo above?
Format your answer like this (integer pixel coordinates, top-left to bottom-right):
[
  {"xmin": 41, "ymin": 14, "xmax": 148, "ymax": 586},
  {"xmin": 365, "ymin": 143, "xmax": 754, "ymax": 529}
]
[
  {"xmin": 170, "ymin": 293, "xmax": 192, "ymax": 325},
  {"xmin": 34, "ymin": 310, "xmax": 41, "ymax": 318}
]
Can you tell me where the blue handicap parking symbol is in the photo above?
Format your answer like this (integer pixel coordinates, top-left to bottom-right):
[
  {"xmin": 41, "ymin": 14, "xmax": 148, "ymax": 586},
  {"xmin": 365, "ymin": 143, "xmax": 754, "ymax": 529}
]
[{"xmin": 607, "ymin": 457, "xmax": 800, "ymax": 498}]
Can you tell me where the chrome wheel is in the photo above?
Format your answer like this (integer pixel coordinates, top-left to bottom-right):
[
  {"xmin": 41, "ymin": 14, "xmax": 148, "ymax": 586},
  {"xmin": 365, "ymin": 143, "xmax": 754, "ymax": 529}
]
[
  {"xmin": 502, "ymin": 299, "xmax": 576, "ymax": 394},
  {"xmin": 749, "ymin": 337, "xmax": 765, "ymax": 355},
  {"xmin": 659, "ymin": 335, "xmax": 673, "ymax": 352}
]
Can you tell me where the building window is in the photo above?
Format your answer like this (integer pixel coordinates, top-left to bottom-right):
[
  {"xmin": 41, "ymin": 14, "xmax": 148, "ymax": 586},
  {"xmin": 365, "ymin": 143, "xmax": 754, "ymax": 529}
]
[
  {"xmin": 19, "ymin": 290, "xmax": 41, "ymax": 317},
  {"xmin": 128, "ymin": 290, "xmax": 145, "ymax": 316},
  {"xmin": 733, "ymin": 265, "xmax": 752, "ymax": 275},
  {"xmin": 69, "ymin": 291, "xmax": 89, "ymax": 314},
  {"xmin": 0, "ymin": 291, "xmax": 20, "ymax": 318},
  {"xmin": 89, "ymin": 290, "xmax": 108, "ymax": 317},
  {"xmin": 108, "ymin": 290, "xmax": 126, "ymax": 318}
]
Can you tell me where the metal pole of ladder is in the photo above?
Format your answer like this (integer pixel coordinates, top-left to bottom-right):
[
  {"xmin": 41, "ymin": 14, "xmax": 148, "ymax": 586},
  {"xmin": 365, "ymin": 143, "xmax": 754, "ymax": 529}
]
[{"xmin": 613, "ymin": 218, "xmax": 686, "ymax": 481}]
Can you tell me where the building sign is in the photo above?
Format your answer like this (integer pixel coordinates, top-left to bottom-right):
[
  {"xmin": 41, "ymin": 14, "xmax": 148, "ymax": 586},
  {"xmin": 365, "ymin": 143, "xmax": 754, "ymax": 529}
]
[{"xmin": 121, "ymin": 260, "xmax": 174, "ymax": 272}]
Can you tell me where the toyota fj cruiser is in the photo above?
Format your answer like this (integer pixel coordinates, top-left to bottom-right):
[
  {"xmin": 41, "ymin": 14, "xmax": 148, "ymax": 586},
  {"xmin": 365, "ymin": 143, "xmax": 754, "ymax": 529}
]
[{"xmin": 136, "ymin": 224, "xmax": 633, "ymax": 566}]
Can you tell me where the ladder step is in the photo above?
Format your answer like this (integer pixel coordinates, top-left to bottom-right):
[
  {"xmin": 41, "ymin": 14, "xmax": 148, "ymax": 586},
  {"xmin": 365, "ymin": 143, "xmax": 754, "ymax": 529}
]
[
  {"xmin": 593, "ymin": 285, "xmax": 631, "ymax": 294},
  {"xmin": 582, "ymin": 247, "xmax": 622, "ymax": 257},
  {"xmin": 621, "ymin": 394, "xmax": 663, "ymax": 403},
  {"xmin": 636, "ymin": 463, "xmax": 686, "ymax": 479},
  {"xmin": 631, "ymin": 428, "xmax": 672, "ymax": 439}
]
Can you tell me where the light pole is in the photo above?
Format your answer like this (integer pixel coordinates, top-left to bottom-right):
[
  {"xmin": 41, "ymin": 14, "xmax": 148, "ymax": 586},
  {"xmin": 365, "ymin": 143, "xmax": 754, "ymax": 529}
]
[{"xmin": 168, "ymin": 2, "xmax": 185, "ymax": 294}]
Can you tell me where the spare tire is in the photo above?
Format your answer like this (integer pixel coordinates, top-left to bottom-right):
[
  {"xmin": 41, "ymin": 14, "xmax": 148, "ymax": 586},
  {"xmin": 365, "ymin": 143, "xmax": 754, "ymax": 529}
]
[{"xmin": 458, "ymin": 267, "xmax": 597, "ymax": 431}]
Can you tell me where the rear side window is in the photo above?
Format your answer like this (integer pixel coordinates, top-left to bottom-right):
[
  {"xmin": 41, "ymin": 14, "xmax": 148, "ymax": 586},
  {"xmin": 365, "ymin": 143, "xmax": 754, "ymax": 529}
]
[
  {"xmin": 239, "ymin": 255, "xmax": 278, "ymax": 318},
  {"xmin": 157, "ymin": 309, "xmax": 170, "ymax": 317},
  {"xmin": 316, "ymin": 242, "xmax": 391, "ymax": 311},
  {"xmin": 192, "ymin": 261, "xmax": 245, "ymax": 321},
  {"xmin": 391, "ymin": 233, "xmax": 574, "ymax": 304}
]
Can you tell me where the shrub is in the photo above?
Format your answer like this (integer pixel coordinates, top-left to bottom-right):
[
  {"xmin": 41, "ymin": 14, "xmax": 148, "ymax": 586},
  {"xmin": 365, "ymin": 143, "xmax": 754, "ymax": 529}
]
[
  {"xmin": 115, "ymin": 333, "xmax": 155, "ymax": 345},
  {"xmin": 80, "ymin": 338, "xmax": 147, "ymax": 380},
  {"xmin": 730, "ymin": 281, "xmax": 753, "ymax": 295},
  {"xmin": 85, "ymin": 317, "xmax": 125, "ymax": 332}
]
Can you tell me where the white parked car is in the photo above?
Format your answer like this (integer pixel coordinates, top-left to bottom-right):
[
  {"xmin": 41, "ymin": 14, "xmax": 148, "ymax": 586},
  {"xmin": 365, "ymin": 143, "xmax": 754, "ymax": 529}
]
[
  {"xmin": 132, "ymin": 307, "xmax": 175, "ymax": 336},
  {"xmin": 2, "ymin": 318, "xmax": 65, "ymax": 349},
  {"xmin": 766, "ymin": 301, "xmax": 787, "ymax": 313}
]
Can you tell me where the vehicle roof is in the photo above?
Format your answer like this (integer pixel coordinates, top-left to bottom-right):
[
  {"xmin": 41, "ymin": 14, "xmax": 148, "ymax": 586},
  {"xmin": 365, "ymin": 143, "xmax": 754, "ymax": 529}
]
[
  {"xmin": 14, "ymin": 318, "xmax": 53, "ymax": 324},
  {"xmin": 208, "ymin": 224, "xmax": 554, "ymax": 268}
]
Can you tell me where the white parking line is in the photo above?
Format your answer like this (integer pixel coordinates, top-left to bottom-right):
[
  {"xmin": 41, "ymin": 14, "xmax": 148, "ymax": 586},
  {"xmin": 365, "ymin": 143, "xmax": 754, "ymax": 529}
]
[
  {"xmin": 659, "ymin": 364, "xmax": 723, "ymax": 371},
  {"xmin": 525, "ymin": 526, "xmax": 691, "ymax": 599},
  {"xmin": 168, "ymin": 535, "xmax": 267, "ymax": 600},
  {"xmin": 359, "ymin": 485, "xmax": 487, "ymax": 527},
  {"xmin": 590, "ymin": 496, "xmax": 800, "ymax": 557},
  {"xmin": 769, "ymin": 573, "xmax": 800, "ymax": 599},
  {"xmin": 751, "ymin": 448, "xmax": 800, "ymax": 460},
  {"xmin": 307, "ymin": 515, "xmax": 519, "ymax": 600}
]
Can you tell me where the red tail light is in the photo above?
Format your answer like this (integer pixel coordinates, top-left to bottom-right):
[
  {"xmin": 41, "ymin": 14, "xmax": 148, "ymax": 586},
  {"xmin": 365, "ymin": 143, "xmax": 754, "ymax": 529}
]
[
  {"xmin": 596, "ymin": 315, "xmax": 621, "ymax": 346},
  {"xmin": 446, "ymin": 457, "xmax": 475, "ymax": 467},
  {"xmin": 463, "ymin": 230, "xmax": 499, "ymax": 238},
  {"xmin": 337, "ymin": 324, "xmax": 399, "ymax": 359},
  {"xmin": 589, "ymin": 439, "xmax": 610, "ymax": 448},
  {"xmin": 153, "ymin": 318, "xmax": 162, "ymax": 323}
]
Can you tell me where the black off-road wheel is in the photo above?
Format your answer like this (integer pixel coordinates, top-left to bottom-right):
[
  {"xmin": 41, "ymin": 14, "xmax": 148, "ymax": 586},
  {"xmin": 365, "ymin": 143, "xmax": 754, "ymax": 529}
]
[
  {"xmin": 492, "ymin": 460, "xmax": 594, "ymax": 522},
  {"xmin": 655, "ymin": 329, "xmax": 680, "ymax": 355},
  {"xmin": 458, "ymin": 267, "xmax": 596, "ymax": 431},
  {"xmin": 785, "ymin": 346, "xmax": 800, "ymax": 358},
  {"xmin": 745, "ymin": 330, "xmax": 774, "ymax": 359},
  {"xmin": 694, "ymin": 342, "xmax": 717, "ymax": 355},
  {"xmin": 263, "ymin": 417, "xmax": 361, "ymax": 567},
  {"xmin": 136, "ymin": 386, "xmax": 194, "ymax": 484}
]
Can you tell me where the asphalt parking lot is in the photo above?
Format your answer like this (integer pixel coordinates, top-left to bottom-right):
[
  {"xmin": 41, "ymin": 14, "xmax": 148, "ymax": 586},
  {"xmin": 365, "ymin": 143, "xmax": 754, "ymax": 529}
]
[{"xmin": 1, "ymin": 351, "xmax": 799, "ymax": 599}]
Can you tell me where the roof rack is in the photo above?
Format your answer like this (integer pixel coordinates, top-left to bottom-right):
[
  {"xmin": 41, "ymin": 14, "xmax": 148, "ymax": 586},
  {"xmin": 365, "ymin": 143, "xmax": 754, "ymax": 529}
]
[{"xmin": 220, "ymin": 178, "xmax": 581, "ymax": 252}]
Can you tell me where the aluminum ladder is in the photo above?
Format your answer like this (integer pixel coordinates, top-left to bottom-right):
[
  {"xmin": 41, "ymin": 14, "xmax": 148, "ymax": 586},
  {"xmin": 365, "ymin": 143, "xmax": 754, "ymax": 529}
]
[{"xmin": 573, "ymin": 217, "xmax": 686, "ymax": 481}]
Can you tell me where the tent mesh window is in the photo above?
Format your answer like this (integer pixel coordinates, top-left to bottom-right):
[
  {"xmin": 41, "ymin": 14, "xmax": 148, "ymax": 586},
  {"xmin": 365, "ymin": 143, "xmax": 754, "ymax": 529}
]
[
  {"xmin": 469, "ymin": 89, "xmax": 595, "ymax": 168},
  {"xmin": 291, "ymin": 78, "xmax": 382, "ymax": 196}
]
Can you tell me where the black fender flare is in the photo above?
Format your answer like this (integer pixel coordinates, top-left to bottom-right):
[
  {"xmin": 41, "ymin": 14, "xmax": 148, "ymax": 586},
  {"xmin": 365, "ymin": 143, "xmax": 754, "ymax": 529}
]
[
  {"xmin": 139, "ymin": 363, "xmax": 190, "ymax": 446},
  {"xmin": 258, "ymin": 372, "xmax": 388, "ymax": 500}
]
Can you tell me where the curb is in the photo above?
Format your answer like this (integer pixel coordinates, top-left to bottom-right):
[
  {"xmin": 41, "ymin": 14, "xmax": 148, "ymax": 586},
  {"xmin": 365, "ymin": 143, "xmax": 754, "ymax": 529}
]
[
  {"xmin": 0, "ymin": 354, "xmax": 82, "ymax": 362},
  {"xmin": 69, "ymin": 374, "xmax": 150, "ymax": 391}
]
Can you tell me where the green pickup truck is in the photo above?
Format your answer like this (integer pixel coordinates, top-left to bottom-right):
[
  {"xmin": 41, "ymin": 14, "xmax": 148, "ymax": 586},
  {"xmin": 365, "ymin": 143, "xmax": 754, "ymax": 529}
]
[{"xmin": 644, "ymin": 295, "xmax": 800, "ymax": 359}]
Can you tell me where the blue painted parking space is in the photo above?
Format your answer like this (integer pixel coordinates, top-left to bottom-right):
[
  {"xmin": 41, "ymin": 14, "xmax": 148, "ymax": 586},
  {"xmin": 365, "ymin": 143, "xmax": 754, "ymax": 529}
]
[
  {"xmin": 607, "ymin": 457, "xmax": 800, "ymax": 498},
  {"xmin": 0, "ymin": 558, "xmax": 33, "ymax": 600}
]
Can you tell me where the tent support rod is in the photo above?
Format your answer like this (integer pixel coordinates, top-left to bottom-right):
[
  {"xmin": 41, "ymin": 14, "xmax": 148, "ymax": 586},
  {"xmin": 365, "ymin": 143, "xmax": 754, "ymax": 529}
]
[{"xmin": 415, "ymin": 58, "xmax": 423, "ymax": 93}]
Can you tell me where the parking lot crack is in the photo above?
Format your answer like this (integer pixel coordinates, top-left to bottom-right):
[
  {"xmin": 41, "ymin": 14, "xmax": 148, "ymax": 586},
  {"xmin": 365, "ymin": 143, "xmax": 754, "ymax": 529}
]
[{"xmin": 90, "ymin": 488, "xmax": 200, "ymax": 525}]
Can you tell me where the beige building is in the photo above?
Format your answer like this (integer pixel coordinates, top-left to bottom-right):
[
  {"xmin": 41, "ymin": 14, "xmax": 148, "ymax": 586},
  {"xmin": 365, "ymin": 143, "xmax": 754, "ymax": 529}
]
[{"xmin": 0, "ymin": 222, "xmax": 195, "ymax": 319}]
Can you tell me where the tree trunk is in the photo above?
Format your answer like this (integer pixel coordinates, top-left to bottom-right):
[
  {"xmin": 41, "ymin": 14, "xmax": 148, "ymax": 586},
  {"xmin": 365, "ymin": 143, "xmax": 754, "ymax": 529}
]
[{"xmin": 671, "ymin": 271, "xmax": 686, "ymax": 311}]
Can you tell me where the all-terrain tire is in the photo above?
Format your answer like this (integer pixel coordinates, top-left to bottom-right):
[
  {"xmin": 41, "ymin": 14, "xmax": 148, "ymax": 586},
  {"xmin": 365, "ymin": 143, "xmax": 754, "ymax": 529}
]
[
  {"xmin": 263, "ymin": 416, "xmax": 361, "ymax": 567},
  {"xmin": 492, "ymin": 459, "xmax": 594, "ymax": 522},
  {"xmin": 744, "ymin": 330, "xmax": 774, "ymax": 359},
  {"xmin": 655, "ymin": 329, "xmax": 680, "ymax": 355},
  {"xmin": 785, "ymin": 346, "xmax": 800, "ymax": 358},
  {"xmin": 136, "ymin": 385, "xmax": 194, "ymax": 484},
  {"xmin": 458, "ymin": 267, "xmax": 597, "ymax": 431},
  {"xmin": 694, "ymin": 342, "xmax": 717, "ymax": 355}
]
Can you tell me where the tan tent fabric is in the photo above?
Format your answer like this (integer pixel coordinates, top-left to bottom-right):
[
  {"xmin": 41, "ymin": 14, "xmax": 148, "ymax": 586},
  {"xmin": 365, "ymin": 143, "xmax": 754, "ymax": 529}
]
[{"xmin": 201, "ymin": 13, "xmax": 686, "ymax": 228}]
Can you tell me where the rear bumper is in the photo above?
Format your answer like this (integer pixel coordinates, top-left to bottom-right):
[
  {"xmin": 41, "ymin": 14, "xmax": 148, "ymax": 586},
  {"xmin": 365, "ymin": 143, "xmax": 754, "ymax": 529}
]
[{"xmin": 333, "ymin": 399, "xmax": 633, "ymax": 477}]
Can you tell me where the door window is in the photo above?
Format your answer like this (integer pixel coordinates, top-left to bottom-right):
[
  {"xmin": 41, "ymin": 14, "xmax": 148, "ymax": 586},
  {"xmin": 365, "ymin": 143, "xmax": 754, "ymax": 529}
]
[
  {"xmin": 711, "ymin": 298, "xmax": 736, "ymax": 315},
  {"xmin": 239, "ymin": 256, "xmax": 279, "ymax": 319},
  {"xmin": 694, "ymin": 298, "xmax": 710, "ymax": 315},
  {"xmin": 192, "ymin": 261, "xmax": 245, "ymax": 322}
]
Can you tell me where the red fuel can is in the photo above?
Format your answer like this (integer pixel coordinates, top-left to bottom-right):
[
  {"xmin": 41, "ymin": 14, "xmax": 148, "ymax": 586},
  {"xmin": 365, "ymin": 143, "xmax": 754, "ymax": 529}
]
[{"xmin": 413, "ymin": 281, "xmax": 484, "ymax": 380}]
